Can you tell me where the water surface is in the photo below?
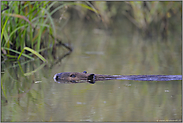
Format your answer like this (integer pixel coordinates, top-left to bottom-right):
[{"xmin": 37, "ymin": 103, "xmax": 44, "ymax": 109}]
[{"xmin": 1, "ymin": 20, "xmax": 182, "ymax": 122}]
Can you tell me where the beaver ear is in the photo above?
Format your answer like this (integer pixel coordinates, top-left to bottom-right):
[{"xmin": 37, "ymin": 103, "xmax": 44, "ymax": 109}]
[{"xmin": 83, "ymin": 71, "xmax": 87, "ymax": 74}]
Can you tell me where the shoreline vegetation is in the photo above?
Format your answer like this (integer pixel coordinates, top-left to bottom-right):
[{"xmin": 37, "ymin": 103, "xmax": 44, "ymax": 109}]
[{"xmin": 1, "ymin": 1, "xmax": 99, "ymax": 63}]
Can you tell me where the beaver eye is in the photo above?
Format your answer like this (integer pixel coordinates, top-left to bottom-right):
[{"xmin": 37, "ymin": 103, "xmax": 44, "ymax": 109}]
[{"xmin": 70, "ymin": 74, "xmax": 76, "ymax": 78}]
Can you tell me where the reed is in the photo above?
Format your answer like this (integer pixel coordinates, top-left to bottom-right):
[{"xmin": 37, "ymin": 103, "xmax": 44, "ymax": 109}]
[{"xmin": 1, "ymin": 1, "xmax": 99, "ymax": 62}]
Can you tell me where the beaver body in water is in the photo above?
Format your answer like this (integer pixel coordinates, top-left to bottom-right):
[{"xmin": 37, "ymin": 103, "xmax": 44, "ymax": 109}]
[{"xmin": 53, "ymin": 71, "xmax": 182, "ymax": 84}]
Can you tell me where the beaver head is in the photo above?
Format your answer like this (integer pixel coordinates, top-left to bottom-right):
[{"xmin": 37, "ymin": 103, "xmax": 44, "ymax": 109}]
[{"xmin": 53, "ymin": 71, "xmax": 95, "ymax": 84}]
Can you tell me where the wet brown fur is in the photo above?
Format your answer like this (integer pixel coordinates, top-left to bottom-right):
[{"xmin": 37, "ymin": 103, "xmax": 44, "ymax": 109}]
[{"xmin": 54, "ymin": 72, "xmax": 118, "ymax": 81}]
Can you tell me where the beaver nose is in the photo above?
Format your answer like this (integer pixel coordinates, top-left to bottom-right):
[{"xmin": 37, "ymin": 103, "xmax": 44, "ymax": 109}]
[{"xmin": 53, "ymin": 73, "xmax": 62, "ymax": 81}]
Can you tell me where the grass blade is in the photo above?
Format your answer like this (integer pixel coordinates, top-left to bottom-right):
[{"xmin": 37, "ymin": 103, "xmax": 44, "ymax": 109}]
[
  {"xmin": 1, "ymin": 16, "xmax": 10, "ymax": 42},
  {"xmin": 2, "ymin": 13, "xmax": 35, "ymax": 28},
  {"xmin": 2, "ymin": 47, "xmax": 34, "ymax": 60},
  {"xmin": 23, "ymin": 47, "xmax": 47, "ymax": 62}
]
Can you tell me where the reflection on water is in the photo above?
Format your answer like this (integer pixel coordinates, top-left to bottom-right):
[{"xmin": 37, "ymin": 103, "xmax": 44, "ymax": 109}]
[{"xmin": 1, "ymin": 20, "xmax": 182, "ymax": 122}]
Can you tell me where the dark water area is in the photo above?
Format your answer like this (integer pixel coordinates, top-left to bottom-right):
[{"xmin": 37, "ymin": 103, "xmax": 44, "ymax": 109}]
[{"xmin": 1, "ymin": 16, "xmax": 182, "ymax": 122}]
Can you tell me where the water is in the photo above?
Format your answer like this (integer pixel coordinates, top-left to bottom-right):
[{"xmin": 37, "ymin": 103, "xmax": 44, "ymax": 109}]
[{"xmin": 1, "ymin": 19, "xmax": 182, "ymax": 122}]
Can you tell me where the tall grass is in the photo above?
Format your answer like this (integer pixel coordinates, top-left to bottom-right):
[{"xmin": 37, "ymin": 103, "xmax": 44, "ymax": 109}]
[
  {"xmin": 1, "ymin": 1, "xmax": 52, "ymax": 61},
  {"xmin": 1, "ymin": 1, "xmax": 99, "ymax": 62}
]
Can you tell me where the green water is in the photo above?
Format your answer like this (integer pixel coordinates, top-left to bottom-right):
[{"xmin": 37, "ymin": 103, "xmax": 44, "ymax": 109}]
[{"xmin": 1, "ymin": 19, "xmax": 182, "ymax": 122}]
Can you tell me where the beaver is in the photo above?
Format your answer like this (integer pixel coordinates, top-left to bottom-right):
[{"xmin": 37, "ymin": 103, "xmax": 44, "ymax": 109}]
[
  {"xmin": 53, "ymin": 71, "xmax": 182, "ymax": 84},
  {"xmin": 53, "ymin": 71, "xmax": 96, "ymax": 84}
]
